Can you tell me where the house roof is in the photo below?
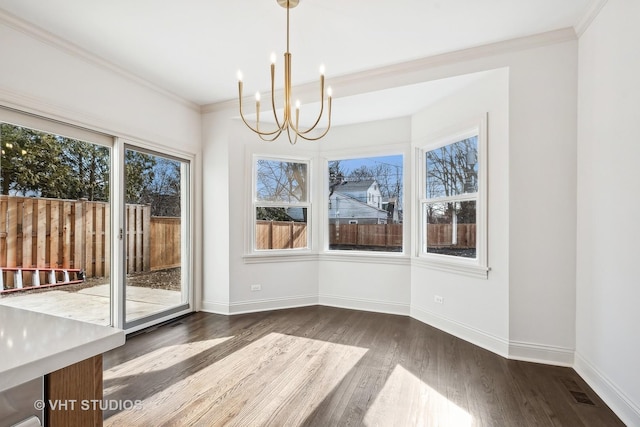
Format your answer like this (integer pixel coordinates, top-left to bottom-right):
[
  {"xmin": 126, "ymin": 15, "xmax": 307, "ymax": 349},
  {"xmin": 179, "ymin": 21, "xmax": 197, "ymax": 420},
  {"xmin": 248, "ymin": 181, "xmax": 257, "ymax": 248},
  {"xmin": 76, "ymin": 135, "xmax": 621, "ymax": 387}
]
[{"xmin": 333, "ymin": 180, "xmax": 376, "ymax": 193}]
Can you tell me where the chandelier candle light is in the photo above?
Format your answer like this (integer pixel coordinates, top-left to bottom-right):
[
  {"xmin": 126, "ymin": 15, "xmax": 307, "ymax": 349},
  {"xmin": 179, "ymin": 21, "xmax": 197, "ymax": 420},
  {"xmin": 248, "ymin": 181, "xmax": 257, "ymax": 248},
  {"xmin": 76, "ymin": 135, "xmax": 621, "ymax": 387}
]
[{"xmin": 237, "ymin": 0, "xmax": 332, "ymax": 144}]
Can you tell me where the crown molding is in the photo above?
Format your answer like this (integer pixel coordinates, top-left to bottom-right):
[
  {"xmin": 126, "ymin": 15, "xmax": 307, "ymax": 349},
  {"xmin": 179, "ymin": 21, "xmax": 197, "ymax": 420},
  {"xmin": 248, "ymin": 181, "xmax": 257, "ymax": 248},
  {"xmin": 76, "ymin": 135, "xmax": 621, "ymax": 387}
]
[
  {"xmin": 202, "ymin": 27, "xmax": 577, "ymax": 115},
  {"xmin": 0, "ymin": 8, "xmax": 200, "ymax": 112},
  {"xmin": 574, "ymin": 0, "xmax": 608, "ymax": 37}
]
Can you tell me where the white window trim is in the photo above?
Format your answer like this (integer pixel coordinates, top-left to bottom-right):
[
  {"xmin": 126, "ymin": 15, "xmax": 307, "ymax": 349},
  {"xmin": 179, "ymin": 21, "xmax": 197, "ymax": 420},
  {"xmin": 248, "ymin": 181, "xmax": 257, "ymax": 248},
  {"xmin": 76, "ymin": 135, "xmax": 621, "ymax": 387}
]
[
  {"xmin": 416, "ymin": 114, "xmax": 489, "ymax": 279},
  {"xmin": 246, "ymin": 153, "xmax": 313, "ymax": 257}
]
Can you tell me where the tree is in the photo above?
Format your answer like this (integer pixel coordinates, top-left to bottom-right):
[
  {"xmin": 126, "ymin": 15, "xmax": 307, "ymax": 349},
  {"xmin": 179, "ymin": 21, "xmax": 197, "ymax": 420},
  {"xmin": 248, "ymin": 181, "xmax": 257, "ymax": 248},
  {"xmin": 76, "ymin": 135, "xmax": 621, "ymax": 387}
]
[
  {"xmin": 425, "ymin": 137, "xmax": 478, "ymax": 224},
  {"xmin": 328, "ymin": 160, "xmax": 345, "ymax": 197},
  {"xmin": 347, "ymin": 163, "xmax": 401, "ymax": 201},
  {"xmin": 1, "ymin": 123, "xmax": 158, "ymax": 203},
  {"xmin": 1, "ymin": 124, "xmax": 66, "ymax": 196},
  {"xmin": 1, "ymin": 124, "xmax": 115, "ymax": 200},
  {"xmin": 256, "ymin": 159, "xmax": 307, "ymax": 222},
  {"xmin": 328, "ymin": 160, "xmax": 344, "ymax": 183},
  {"xmin": 256, "ymin": 159, "xmax": 307, "ymax": 203},
  {"xmin": 141, "ymin": 157, "xmax": 181, "ymax": 216},
  {"xmin": 124, "ymin": 149, "xmax": 156, "ymax": 204},
  {"xmin": 56, "ymin": 138, "xmax": 110, "ymax": 201}
]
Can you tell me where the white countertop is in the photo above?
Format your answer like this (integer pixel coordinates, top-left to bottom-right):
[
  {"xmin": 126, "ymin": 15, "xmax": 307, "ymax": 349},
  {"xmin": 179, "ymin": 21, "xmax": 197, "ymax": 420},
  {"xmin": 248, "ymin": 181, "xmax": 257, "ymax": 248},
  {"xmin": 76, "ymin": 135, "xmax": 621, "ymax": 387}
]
[{"xmin": 0, "ymin": 306, "xmax": 125, "ymax": 392}]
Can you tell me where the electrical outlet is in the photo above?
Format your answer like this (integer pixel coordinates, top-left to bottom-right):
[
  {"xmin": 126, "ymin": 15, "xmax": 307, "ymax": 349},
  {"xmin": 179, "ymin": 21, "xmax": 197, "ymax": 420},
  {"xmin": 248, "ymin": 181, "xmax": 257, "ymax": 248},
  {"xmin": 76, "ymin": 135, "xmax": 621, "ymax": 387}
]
[
  {"xmin": 251, "ymin": 284, "xmax": 262, "ymax": 291},
  {"xmin": 434, "ymin": 295, "xmax": 444, "ymax": 304}
]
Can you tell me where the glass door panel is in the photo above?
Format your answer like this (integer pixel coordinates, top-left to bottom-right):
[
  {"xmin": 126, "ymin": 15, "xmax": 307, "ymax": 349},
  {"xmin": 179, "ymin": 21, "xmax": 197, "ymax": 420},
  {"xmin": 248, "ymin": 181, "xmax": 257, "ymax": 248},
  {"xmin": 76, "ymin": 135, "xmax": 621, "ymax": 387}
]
[
  {"xmin": 0, "ymin": 121, "xmax": 112, "ymax": 325},
  {"xmin": 123, "ymin": 146, "xmax": 189, "ymax": 327}
]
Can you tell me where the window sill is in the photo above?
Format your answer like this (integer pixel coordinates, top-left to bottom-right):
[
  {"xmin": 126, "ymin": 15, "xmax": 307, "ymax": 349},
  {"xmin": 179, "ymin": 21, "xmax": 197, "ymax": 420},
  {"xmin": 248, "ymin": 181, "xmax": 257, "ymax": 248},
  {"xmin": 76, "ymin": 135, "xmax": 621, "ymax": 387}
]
[
  {"xmin": 319, "ymin": 252, "xmax": 411, "ymax": 265},
  {"xmin": 244, "ymin": 252, "xmax": 488, "ymax": 274},
  {"xmin": 243, "ymin": 251, "xmax": 319, "ymax": 264},
  {"xmin": 412, "ymin": 256, "xmax": 489, "ymax": 279},
  {"xmin": 244, "ymin": 251, "xmax": 411, "ymax": 265}
]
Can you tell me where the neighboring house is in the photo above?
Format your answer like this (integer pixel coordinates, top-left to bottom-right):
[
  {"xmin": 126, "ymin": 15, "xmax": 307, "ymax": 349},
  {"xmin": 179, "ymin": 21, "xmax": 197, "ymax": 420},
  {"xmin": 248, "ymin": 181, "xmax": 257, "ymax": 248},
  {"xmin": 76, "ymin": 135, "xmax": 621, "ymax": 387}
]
[
  {"xmin": 329, "ymin": 179, "xmax": 389, "ymax": 224},
  {"xmin": 382, "ymin": 197, "xmax": 400, "ymax": 223},
  {"xmin": 333, "ymin": 180, "xmax": 382, "ymax": 209}
]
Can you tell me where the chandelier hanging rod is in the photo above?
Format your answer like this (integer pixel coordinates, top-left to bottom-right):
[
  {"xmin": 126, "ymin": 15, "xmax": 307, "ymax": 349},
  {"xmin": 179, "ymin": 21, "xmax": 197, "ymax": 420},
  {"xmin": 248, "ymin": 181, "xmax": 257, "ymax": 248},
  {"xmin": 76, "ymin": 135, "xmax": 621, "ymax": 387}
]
[{"xmin": 236, "ymin": 0, "xmax": 332, "ymax": 144}]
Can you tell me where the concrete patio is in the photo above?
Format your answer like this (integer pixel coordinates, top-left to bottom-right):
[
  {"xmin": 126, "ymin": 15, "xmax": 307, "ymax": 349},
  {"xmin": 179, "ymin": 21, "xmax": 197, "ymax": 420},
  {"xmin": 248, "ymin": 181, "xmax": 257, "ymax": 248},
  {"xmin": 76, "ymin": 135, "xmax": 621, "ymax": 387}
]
[{"xmin": 0, "ymin": 283, "xmax": 182, "ymax": 325}]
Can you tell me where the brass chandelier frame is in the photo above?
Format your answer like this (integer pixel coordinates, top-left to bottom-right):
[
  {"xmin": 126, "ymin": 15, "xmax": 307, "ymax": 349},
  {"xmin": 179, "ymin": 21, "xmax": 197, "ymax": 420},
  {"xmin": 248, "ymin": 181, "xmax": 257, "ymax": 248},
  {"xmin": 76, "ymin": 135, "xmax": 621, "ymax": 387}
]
[{"xmin": 237, "ymin": 0, "xmax": 332, "ymax": 144}]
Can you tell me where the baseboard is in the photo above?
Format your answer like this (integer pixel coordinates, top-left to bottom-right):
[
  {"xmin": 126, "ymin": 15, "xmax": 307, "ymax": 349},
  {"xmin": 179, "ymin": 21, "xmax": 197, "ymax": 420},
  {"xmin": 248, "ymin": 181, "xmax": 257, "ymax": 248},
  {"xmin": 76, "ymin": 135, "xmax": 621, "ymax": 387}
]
[
  {"xmin": 200, "ymin": 300, "xmax": 231, "ymax": 315},
  {"xmin": 508, "ymin": 340, "xmax": 574, "ymax": 367},
  {"xmin": 319, "ymin": 294, "xmax": 410, "ymax": 316},
  {"xmin": 228, "ymin": 295, "xmax": 318, "ymax": 315},
  {"xmin": 410, "ymin": 304, "xmax": 510, "ymax": 358},
  {"xmin": 574, "ymin": 352, "xmax": 640, "ymax": 427}
]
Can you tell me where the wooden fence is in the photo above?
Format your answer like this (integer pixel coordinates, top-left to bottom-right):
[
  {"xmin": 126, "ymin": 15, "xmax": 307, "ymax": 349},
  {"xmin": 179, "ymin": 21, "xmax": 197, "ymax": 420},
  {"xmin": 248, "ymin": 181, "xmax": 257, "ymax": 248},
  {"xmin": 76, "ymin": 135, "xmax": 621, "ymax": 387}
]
[
  {"xmin": 0, "ymin": 196, "xmax": 180, "ymax": 285},
  {"xmin": 149, "ymin": 217, "xmax": 181, "ymax": 270},
  {"xmin": 256, "ymin": 220, "xmax": 307, "ymax": 250},
  {"xmin": 256, "ymin": 221, "xmax": 475, "ymax": 251},
  {"xmin": 427, "ymin": 223, "xmax": 476, "ymax": 249},
  {"xmin": 329, "ymin": 223, "xmax": 403, "ymax": 249},
  {"xmin": 255, "ymin": 221, "xmax": 404, "ymax": 250}
]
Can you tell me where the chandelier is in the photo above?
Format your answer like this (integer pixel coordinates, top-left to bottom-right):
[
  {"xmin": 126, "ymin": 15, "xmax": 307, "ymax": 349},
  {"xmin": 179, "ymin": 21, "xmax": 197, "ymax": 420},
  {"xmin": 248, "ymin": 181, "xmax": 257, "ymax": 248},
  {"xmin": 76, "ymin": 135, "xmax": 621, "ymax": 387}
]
[{"xmin": 237, "ymin": 0, "xmax": 332, "ymax": 144}]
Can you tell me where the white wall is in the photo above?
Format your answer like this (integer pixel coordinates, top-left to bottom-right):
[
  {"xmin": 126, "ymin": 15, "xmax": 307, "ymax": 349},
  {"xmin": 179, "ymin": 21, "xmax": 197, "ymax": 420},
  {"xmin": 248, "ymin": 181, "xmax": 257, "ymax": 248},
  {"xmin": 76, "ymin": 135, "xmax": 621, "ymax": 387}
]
[
  {"xmin": 201, "ymin": 107, "xmax": 232, "ymax": 313},
  {"xmin": 506, "ymin": 42, "xmax": 578, "ymax": 365},
  {"xmin": 576, "ymin": 0, "xmax": 640, "ymax": 424},
  {"xmin": 410, "ymin": 69, "xmax": 511, "ymax": 356}
]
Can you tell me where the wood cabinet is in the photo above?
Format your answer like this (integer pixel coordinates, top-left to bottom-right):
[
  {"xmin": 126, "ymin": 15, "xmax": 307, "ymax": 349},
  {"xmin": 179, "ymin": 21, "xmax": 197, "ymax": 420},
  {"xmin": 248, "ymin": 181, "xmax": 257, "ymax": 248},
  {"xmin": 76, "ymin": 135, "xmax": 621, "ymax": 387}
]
[{"xmin": 45, "ymin": 355, "xmax": 103, "ymax": 427}]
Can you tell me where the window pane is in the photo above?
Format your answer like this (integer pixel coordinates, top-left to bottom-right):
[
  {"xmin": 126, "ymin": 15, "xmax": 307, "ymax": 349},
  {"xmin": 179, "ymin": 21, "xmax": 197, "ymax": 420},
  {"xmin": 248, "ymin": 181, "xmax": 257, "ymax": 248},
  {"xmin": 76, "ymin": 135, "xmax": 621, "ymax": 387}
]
[
  {"xmin": 424, "ymin": 200, "xmax": 476, "ymax": 258},
  {"xmin": 328, "ymin": 155, "xmax": 402, "ymax": 252},
  {"xmin": 255, "ymin": 207, "xmax": 308, "ymax": 250},
  {"xmin": 426, "ymin": 136, "xmax": 478, "ymax": 198},
  {"xmin": 0, "ymin": 122, "xmax": 112, "ymax": 325},
  {"xmin": 256, "ymin": 159, "xmax": 307, "ymax": 203},
  {"xmin": 124, "ymin": 148, "xmax": 189, "ymax": 324}
]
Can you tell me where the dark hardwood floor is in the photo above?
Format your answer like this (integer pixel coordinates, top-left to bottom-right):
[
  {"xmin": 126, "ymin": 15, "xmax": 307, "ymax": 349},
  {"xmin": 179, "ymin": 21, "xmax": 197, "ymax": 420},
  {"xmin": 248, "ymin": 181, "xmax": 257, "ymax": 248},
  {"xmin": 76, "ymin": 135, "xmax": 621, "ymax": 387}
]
[{"xmin": 102, "ymin": 306, "xmax": 625, "ymax": 426}]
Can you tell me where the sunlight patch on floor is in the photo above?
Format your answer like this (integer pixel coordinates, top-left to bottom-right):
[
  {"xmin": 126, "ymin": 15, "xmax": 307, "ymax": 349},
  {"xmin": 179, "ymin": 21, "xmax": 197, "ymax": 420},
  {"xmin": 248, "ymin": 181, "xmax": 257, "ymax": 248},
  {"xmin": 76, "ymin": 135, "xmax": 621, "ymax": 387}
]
[
  {"xmin": 104, "ymin": 337, "xmax": 233, "ymax": 393},
  {"xmin": 104, "ymin": 332, "xmax": 368, "ymax": 426},
  {"xmin": 364, "ymin": 365, "xmax": 473, "ymax": 427}
]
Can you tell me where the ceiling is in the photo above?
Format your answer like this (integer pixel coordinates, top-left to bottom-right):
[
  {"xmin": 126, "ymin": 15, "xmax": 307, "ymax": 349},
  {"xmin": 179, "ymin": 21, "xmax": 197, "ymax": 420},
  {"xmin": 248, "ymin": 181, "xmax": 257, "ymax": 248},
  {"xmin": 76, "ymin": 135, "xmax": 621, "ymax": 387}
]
[{"xmin": 0, "ymin": 0, "xmax": 592, "ymax": 121}]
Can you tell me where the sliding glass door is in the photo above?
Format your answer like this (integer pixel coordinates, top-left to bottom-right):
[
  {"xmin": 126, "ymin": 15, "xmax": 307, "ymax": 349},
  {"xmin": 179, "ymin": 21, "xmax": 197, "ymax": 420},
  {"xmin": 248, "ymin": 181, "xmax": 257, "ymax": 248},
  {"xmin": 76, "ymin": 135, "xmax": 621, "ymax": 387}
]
[
  {"xmin": 122, "ymin": 146, "xmax": 191, "ymax": 329},
  {"xmin": 0, "ymin": 108, "xmax": 193, "ymax": 331}
]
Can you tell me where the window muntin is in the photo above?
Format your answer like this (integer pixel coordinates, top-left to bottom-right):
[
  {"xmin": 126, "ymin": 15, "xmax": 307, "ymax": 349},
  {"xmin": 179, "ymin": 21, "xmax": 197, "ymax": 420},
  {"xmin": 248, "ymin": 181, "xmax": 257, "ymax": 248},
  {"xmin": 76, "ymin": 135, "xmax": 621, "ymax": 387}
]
[
  {"xmin": 327, "ymin": 155, "xmax": 403, "ymax": 252},
  {"xmin": 253, "ymin": 157, "xmax": 310, "ymax": 251}
]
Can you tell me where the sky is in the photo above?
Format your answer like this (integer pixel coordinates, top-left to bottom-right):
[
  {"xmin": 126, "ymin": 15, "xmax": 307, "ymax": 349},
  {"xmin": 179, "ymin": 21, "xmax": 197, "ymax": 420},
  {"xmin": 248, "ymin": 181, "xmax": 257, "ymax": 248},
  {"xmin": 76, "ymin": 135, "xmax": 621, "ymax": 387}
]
[{"xmin": 330, "ymin": 155, "xmax": 403, "ymax": 176}]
